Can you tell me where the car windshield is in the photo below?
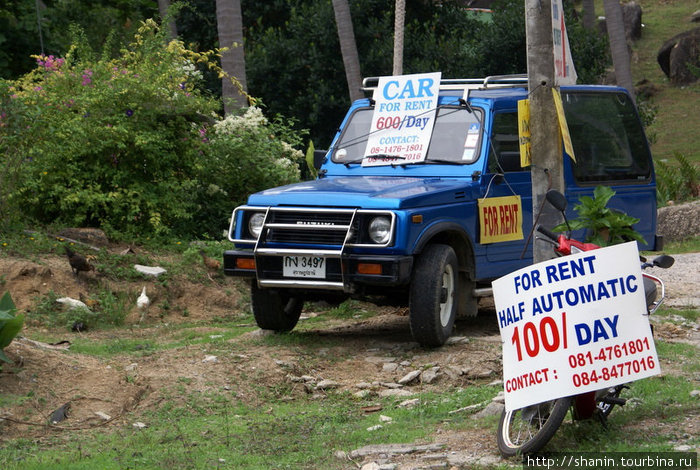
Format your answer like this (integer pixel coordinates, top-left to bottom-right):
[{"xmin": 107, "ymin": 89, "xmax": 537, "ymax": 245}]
[
  {"xmin": 332, "ymin": 105, "xmax": 483, "ymax": 166},
  {"xmin": 562, "ymin": 91, "xmax": 652, "ymax": 183}
]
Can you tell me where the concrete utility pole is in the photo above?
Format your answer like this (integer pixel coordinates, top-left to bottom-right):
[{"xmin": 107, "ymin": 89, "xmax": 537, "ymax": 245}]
[{"xmin": 525, "ymin": 0, "xmax": 565, "ymax": 263}]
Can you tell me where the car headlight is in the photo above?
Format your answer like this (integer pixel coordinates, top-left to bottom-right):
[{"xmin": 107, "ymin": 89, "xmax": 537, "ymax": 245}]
[
  {"xmin": 368, "ymin": 216, "xmax": 391, "ymax": 244},
  {"xmin": 248, "ymin": 212, "xmax": 265, "ymax": 238}
]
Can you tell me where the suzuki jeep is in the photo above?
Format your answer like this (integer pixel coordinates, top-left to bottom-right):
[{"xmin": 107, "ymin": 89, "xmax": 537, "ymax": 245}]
[{"xmin": 223, "ymin": 74, "xmax": 660, "ymax": 347}]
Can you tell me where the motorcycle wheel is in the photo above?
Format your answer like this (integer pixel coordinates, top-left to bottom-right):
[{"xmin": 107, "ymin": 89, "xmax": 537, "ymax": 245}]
[{"xmin": 497, "ymin": 397, "xmax": 572, "ymax": 457}]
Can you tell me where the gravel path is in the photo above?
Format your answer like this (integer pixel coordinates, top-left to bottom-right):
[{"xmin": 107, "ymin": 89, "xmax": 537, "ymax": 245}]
[{"xmin": 644, "ymin": 252, "xmax": 699, "ymax": 308}]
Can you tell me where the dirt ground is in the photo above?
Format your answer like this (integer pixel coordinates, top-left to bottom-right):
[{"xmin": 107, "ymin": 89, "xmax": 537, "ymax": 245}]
[{"xmin": 1, "ymin": 248, "xmax": 698, "ymax": 469}]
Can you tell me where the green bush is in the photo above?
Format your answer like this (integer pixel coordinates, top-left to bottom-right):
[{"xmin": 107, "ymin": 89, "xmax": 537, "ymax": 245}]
[
  {"xmin": 0, "ymin": 292, "xmax": 24, "ymax": 364},
  {"xmin": 656, "ymin": 152, "xmax": 700, "ymax": 205},
  {"xmin": 0, "ymin": 20, "xmax": 303, "ymax": 240}
]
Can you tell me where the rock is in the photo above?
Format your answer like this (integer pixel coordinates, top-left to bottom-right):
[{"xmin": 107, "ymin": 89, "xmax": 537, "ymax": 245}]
[
  {"xmin": 354, "ymin": 390, "xmax": 371, "ymax": 398},
  {"xmin": 94, "ymin": 411, "xmax": 112, "ymax": 420},
  {"xmin": 443, "ymin": 366, "xmax": 463, "ymax": 380},
  {"xmin": 379, "ymin": 415, "xmax": 393, "ymax": 423},
  {"xmin": 421, "ymin": 367, "xmax": 441, "ymax": 384},
  {"xmin": 379, "ymin": 389, "xmax": 414, "ymax": 398},
  {"xmin": 692, "ymin": 10, "xmax": 700, "ymax": 23},
  {"xmin": 398, "ymin": 370, "xmax": 421, "ymax": 385},
  {"xmin": 690, "ymin": 390, "xmax": 700, "ymax": 398},
  {"xmin": 398, "ymin": 398, "xmax": 420, "ymax": 408},
  {"xmin": 380, "ymin": 382, "xmax": 403, "ymax": 389},
  {"xmin": 366, "ymin": 424, "xmax": 383, "ymax": 432},
  {"xmin": 132, "ymin": 421, "xmax": 147, "ymax": 429},
  {"xmin": 382, "ymin": 362, "xmax": 399, "ymax": 373},
  {"xmin": 316, "ymin": 379, "xmax": 340, "ymax": 390},
  {"xmin": 622, "ymin": 1, "xmax": 643, "ymax": 40},
  {"xmin": 349, "ymin": 443, "xmax": 445, "ymax": 459},
  {"xmin": 473, "ymin": 401, "xmax": 504, "ymax": 418},
  {"xmin": 448, "ymin": 403, "xmax": 484, "ymax": 414},
  {"xmin": 467, "ymin": 368, "xmax": 494, "ymax": 379},
  {"xmin": 365, "ymin": 356, "xmax": 396, "ymax": 364},
  {"xmin": 657, "ymin": 27, "xmax": 700, "ymax": 85},
  {"xmin": 334, "ymin": 450, "xmax": 347, "ymax": 460},
  {"xmin": 202, "ymin": 355, "xmax": 218, "ymax": 363},
  {"xmin": 657, "ymin": 199, "xmax": 700, "ymax": 242},
  {"xmin": 361, "ymin": 463, "xmax": 381, "ymax": 470},
  {"xmin": 445, "ymin": 336, "xmax": 469, "ymax": 345}
]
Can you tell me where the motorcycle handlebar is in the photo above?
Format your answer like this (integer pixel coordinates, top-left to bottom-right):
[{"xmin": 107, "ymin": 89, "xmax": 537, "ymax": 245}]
[{"xmin": 536, "ymin": 224, "xmax": 559, "ymax": 242}]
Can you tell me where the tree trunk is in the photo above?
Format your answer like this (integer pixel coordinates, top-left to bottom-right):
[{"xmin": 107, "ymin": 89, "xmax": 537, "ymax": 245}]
[
  {"xmin": 157, "ymin": 0, "xmax": 178, "ymax": 40},
  {"xmin": 332, "ymin": 0, "xmax": 363, "ymax": 103},
  {"xmin": 393, "ymin": 0, "xmax": 406, "ymax": 75},
  {"xmin": 216, "ymin": 0, "xmax": 248, "ymax": 114},
  {"xmin": 582, "ymin": 0, "xmax": 595, "ymax": 30},
  {"xmin": 603, "ymin": 0, "xmax": 635, "ymax": 99}
]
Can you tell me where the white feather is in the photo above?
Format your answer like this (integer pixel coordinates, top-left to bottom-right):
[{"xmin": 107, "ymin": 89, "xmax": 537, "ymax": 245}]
[{"xmin": 136, "ymin": 286, "xmax": 150, "ymax": 309}]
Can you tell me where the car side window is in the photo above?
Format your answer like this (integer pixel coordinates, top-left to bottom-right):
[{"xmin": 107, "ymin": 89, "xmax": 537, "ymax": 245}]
[{"xmin": 488, "ymin": 112, "xmax": 528, "ymax": 173}]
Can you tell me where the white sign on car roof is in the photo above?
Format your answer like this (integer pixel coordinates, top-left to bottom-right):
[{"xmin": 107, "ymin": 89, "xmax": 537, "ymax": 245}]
[{"xmin": 363, "ymin": 72, "xmax": 441, "ymax": 167}]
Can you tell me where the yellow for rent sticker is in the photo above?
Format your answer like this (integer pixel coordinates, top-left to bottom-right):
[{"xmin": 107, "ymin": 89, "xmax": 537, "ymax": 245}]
[{"xmin": 478, "ymin": 195, "xmax": 524, "ymax": 244}]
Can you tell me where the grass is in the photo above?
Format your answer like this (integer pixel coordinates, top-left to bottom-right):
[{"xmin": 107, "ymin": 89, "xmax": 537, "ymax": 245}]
[
  {"xmin": 630, "ymin": 0, "xmax": 700, "ymax": 163},
  {"xmin": 0, "ymin": 386, "xmax": 500, "ymax": 470},
  {"xmin": 661, "ymin": 235, "xmax": 700, "ymax": 254},
  {"xmin": 2, "ymin": 318, "xmax": 696, "ymax": 469}
]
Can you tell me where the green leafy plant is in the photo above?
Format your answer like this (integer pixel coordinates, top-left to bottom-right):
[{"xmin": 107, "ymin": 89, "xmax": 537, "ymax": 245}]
[
  {"xmin": 655, "ymin": 152, "xmax": 700, "ymax": 205},
  {"xmin": 0, "ymin": 292, "xmax": 24, "ymax": 363},
  {"xmin": 1, "ymin": 20, "xmax": 303, "ymax": 240},
  {"xmin": 556, "ymin": 185, "xmax": 645, "ymax": 247}
]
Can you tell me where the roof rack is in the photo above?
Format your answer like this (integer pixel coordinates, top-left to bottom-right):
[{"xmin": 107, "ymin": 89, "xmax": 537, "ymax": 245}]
[{"xmin": 361, "ymin": 74, "xmax": 528, "ymax": 93}]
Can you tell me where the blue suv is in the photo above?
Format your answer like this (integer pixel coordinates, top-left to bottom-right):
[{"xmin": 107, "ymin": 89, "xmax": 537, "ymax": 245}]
[{"xmin": 224, "ymin": 75, "xmax": 660, "ymax": 347}]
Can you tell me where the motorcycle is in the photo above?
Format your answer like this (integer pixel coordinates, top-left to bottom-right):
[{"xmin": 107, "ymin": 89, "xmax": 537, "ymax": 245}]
[{"xmin": 496, "ymin": 189, "xmax": 675, "ymax": 457}]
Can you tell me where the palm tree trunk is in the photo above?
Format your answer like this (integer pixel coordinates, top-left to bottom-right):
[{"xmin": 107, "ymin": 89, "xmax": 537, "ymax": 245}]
[
  {"xmin": 332, "ymin": 0, "xmax": 363, "ymax": 103},
  {"xmin": 393, "ymin": 0, "xmax": 406, "ymax": 75},
  {"xmin": 582, "ymin": 0, "xmax": 595, "ymax": 30},
  {"xmin": 216, "ymin": 0, "xmax": 248, "ymax": 114},
  {"xmin": 603, "ymin": 0, "xmax": 635, "ymax": 99}
]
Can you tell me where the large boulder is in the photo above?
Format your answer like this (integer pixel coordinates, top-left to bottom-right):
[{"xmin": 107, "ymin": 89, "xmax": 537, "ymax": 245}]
[
  {"xmin": 657, "ymin": 199, "xmax": 700, "ymax": 243},
  {"xmin": 657, "ymin": 27, "xmax": 700, "ymax": 85}
]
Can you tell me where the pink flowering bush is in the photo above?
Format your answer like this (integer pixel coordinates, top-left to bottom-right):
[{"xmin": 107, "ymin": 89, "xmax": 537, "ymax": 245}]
[{"xmin": 0, "ymin": 20, "xmax": 303, "ymax": 239}]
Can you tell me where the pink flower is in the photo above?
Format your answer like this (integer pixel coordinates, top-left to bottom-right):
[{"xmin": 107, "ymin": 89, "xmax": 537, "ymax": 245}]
[{"xmin": 82, "ymin": 69, "xmax": 93, "ymax": 86}]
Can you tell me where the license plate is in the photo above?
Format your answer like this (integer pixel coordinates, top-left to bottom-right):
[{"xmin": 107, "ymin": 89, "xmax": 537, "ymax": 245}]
[{"xmin": 282, "ymin": 255, "xmax": 326, "ymax": 278}]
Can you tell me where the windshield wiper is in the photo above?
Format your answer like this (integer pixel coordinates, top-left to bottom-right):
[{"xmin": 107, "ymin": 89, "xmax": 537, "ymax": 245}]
[
  {"xmin": 394, "ymin": 157, "xmax": 464, "ymax": 166},
  {"xmin": 343, "ymin": 154, "xmax": 405, "ymax": 167}
]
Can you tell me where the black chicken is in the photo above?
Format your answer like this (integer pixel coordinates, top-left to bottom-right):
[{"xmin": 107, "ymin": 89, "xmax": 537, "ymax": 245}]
[{"xmin": 64, "ymin": 246, "xmax": 95, "ymax": 276}]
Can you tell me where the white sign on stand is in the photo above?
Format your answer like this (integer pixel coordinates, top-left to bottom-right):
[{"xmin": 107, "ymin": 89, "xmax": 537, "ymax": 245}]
[
  {"xmin": 363, "ymin": 72, "xmax": 441, "ymax": 166},
  {"xmin": 492, "ymin": 242, "xmax": 660, "ymax": 412}
]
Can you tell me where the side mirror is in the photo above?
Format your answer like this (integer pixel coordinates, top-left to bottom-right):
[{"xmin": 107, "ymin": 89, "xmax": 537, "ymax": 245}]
[
  {"xmin": 652, "ymin": 255, "xmax": 674, "ymax": 269},
  {"xmin": 313, "ymin": 149, "xmax": 327, "ymax": 170},
  {"xmin": 545, "ymin": 190, "xmax": 568, "ymax": 213}
]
